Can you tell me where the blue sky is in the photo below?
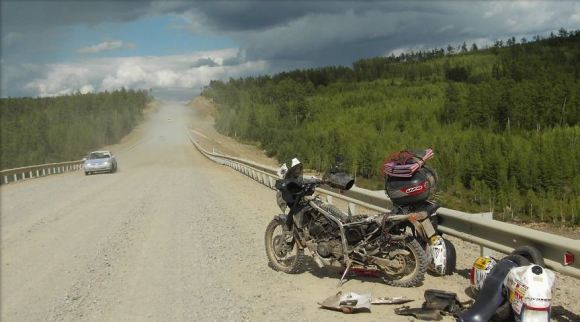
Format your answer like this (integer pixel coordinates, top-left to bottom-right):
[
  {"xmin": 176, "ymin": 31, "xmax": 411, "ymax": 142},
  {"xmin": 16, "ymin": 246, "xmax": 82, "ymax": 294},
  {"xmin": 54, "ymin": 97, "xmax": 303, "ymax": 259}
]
[
  {"xmin": 65, "ymin": 15, "xmax": 238, "ymax": 59},
  {"xmin": 2, "ymin": 1, "xmax": 579, "ymax": 99}
]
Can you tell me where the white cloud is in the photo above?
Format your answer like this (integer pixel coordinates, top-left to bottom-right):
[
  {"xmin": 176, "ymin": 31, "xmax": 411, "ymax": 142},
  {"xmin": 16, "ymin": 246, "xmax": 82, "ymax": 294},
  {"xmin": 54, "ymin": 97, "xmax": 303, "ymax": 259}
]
[
  {"xmin": 77, "ymin": 40, "xmax": 132, "ymax": 54},
  {"xmin": 23, "ymin": 48, "xmax": 268, "ymax": 97},
  {"xmin": 79, "ymin": 84, "xmax": 94, "ymax": 94}
]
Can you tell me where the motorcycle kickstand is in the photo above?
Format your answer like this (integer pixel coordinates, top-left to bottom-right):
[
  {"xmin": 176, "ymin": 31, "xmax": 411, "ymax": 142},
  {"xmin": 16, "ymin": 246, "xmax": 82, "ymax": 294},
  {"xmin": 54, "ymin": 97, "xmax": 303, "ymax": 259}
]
[{"xmin": 338, "ymin": 261, "xmax": 352, "ymax": 287}]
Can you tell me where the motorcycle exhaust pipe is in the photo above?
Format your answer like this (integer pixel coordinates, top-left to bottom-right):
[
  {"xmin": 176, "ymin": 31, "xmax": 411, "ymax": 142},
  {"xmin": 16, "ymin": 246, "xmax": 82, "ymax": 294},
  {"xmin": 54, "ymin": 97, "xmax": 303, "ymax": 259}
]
[
  {"xmin": 326, "ymin": 172, "xmax": 355, "ymax": 191},
  {"xmin": 306, "ymin": 248, "xmax": 325, "ymax": 268},
  {"xmin": 313, "ymin": 256, "xmax": 325, "ymax": 268}
]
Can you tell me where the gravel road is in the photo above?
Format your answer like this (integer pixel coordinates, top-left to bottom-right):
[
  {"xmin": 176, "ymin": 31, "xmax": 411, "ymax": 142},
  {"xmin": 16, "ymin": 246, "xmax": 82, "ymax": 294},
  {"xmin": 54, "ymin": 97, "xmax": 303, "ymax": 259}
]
[{"xmin": 2, "ymin": 100, "xmax": 578, "ymax": 322}]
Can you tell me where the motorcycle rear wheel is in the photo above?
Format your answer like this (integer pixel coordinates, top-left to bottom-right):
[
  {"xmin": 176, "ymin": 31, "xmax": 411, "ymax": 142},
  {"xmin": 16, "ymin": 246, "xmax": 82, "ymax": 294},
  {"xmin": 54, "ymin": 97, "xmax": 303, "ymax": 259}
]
[
  {"xmin": 381, "ymin": 238, "xmax": 428, "ymax": 287},
  {"xmin": 264, "ymin": 218, "xmax": 305, "ymax": 274}
]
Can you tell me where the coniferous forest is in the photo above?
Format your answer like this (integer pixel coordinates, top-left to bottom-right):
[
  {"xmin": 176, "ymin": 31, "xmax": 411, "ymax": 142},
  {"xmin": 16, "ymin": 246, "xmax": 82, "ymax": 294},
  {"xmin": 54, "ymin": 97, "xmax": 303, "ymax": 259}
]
[
  {"xmin": 203, "ymin": 29, "xmax": 579, "ymax": 225},
  {"xmin": 1, "ymin": 89, "xmax": 151, "ymax": 169}
]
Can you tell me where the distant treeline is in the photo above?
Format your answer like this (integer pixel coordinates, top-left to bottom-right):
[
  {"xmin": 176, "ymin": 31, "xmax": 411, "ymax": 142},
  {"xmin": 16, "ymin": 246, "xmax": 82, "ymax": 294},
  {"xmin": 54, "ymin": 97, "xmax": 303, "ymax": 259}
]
[
  {"xmin": 1, "ymin": 89, "xmax": 152, "ymax": 169},
  {"xmin": 203, "ymin": 29, "xmax": 579, "ymax": 225}
]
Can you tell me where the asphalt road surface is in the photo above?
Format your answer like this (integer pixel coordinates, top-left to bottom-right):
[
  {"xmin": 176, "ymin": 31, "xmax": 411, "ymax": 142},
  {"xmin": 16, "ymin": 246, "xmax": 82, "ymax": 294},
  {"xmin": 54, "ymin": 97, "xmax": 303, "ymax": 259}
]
[{"xmin": 2, "ymin": 101, "xmax": 578, "ymax": 322}]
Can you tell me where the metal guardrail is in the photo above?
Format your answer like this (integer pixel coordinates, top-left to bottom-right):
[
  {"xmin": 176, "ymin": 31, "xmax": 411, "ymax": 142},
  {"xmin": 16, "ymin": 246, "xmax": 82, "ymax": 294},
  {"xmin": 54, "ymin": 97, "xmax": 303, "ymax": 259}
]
[
  {"xmin": 0, "ymin": 160, "xmax": 84, "ymax": 185},
  {"xmin": 188, "ymin": 132, "xmax": 580, "ymax": 279}
]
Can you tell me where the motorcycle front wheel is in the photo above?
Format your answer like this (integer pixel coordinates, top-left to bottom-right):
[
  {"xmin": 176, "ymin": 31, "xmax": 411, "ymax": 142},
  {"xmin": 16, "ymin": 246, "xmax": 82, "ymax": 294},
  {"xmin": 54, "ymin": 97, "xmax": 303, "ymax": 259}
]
[
  {"xmin": 264, "ymin": 218, "xmax": 305, "ymax": 274},
  {"xmin": 380, "ymin": 238, "xmax": 428, "ymax": 287}
]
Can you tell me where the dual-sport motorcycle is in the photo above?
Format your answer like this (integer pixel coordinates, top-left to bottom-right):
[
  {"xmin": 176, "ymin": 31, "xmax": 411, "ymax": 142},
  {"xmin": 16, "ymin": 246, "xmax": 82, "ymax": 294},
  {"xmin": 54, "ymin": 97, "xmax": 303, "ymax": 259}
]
[{"xmin": 264, "ymin": 158, "xmax": 429, "ymax": 287}]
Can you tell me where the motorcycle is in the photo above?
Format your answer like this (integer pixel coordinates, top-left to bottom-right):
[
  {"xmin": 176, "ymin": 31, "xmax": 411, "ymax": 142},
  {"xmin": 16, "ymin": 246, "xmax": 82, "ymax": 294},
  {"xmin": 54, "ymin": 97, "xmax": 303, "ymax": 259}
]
[{"xmin": 264, "ymin": 158, "xmax": 428, "ymax": 287}]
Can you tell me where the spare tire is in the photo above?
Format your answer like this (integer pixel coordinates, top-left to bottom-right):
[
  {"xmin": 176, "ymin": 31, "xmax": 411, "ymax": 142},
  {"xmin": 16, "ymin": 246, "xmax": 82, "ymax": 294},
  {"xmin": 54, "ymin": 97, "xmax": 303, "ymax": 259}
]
[
  {"xmin": 511, "ymin": 246, "xmax": 545, "ymax": 267},
  {"xmin": 491, "ymin": 254, "xmax": 531, "ymax": 322}
]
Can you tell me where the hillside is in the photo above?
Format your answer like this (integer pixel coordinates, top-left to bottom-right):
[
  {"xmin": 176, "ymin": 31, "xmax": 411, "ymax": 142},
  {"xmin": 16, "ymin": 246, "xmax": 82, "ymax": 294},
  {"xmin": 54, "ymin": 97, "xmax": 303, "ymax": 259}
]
[
  {"xmin": 0, "ymin": 89, "xmax": 152, "ymax": 169},
  {"xmin": 202, "ymin": 29, "xmax": 580, "ymax": 225}
]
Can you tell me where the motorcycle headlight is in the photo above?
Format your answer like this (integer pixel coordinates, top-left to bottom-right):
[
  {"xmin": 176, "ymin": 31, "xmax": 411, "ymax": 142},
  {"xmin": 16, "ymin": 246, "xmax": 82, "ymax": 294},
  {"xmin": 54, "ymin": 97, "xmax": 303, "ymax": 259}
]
[{"xmin": 276, "ymin": 191, "xmax": 287, "ymax": 212}]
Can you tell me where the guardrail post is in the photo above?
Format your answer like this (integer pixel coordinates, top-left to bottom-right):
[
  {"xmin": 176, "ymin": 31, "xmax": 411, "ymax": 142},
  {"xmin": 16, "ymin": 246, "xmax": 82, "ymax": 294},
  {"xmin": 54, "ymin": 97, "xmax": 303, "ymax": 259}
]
[
  {"xmin": 472, "ymin": 212, "xmax": 494, "ymax": 256},
  {"xmin": 29, "ymin": 170, "xmax": 33, "ymax": 178},
  {"xmin": 268, "ymin": 176, "xmax": 274, "ymax": 188},
  {"xmin": 348, "ymin": 203, "xmax": 357, "ymax": 216},
  {"xmin": 36, "ymin": 169, "xmax": 40, "ymax": 177},
  {"xmin": 43, "ymin": 169, "xmax": 46, "ymax": 176},
  {"xmin": 13, "ymin": 174, "xmax": 18, "ymax": 182},
  {"xmin": 3, "ymin": 176, "xmax": 8, "ymax": 184},
  {"xmin": 326, "ymin": 195, "xmax": 333, "ymax": 204}
]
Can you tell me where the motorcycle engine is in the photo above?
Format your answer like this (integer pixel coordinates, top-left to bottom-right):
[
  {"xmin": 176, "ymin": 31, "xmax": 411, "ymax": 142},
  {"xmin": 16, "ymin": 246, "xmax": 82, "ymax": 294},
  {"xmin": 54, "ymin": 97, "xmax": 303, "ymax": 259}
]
[
  {"xmin": 308, "ymin": 214, "xmax": 342, "ymax": 259},
  {"xmin": 308, "ymin": 214, "xmax": 338, "ymax": 238},
  {"xmin": 317, "ymin": 240, "xmax": 343, "ymax": 258}
]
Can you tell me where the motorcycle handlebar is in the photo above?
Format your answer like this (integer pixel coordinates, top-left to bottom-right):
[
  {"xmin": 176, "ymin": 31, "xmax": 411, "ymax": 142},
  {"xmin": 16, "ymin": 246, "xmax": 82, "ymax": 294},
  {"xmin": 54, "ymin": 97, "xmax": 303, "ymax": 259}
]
[
  {"xmin": 302, "ymin": 177, "xmax": 324, "ymax": 185},
  {"xmin": 281, "ymin": 172, "xmax": 354, "ymax": 194}
]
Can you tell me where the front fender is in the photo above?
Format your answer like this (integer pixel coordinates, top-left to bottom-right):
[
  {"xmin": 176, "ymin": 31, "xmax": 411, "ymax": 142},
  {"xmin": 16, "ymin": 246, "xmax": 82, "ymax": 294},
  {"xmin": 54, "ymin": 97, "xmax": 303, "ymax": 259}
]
[
  {"xmin": 275, "ymin": 214, "xmax": 291, "ymax": 228},
  {"xmin": 274, "ymin": 214, "xmax": 305, "ymax": 250}
]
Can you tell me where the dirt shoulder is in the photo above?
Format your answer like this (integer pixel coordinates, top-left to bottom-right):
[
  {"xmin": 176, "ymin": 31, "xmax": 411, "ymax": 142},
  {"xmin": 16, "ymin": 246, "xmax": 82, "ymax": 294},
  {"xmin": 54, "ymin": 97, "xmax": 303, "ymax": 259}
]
[{"xmin": 188, "ymin": 96, "xmax": 280, "ymax": 168}]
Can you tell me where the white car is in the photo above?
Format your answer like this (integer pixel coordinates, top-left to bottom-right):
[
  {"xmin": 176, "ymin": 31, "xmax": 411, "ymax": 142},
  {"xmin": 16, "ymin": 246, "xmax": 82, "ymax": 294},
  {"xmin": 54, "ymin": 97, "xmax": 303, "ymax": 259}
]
[{"xmin": 84, "ymin": 151, "xmax": 117, "ymax": 175}]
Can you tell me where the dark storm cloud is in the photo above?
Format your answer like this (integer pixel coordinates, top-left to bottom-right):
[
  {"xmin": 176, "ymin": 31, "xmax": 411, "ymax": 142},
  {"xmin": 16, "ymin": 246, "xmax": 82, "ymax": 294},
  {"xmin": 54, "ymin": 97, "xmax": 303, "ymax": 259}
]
[
  {"xmin": 187, "ymin": 1, "xmax": 580, "ymax": 65},
  {"xmin": 1, "ymin": 0, "xmax": 181, "ymax": 32},
  {"xmin": 188, "ymin": 1, "xmax": 456, "ymax": 32},
  {"xmin": 4, "ymin": 1, "xmax": 578, "ymax": 65},
  {"xmin": 187, "ymin": 1, "xmax": 343, "ymax": 31}
]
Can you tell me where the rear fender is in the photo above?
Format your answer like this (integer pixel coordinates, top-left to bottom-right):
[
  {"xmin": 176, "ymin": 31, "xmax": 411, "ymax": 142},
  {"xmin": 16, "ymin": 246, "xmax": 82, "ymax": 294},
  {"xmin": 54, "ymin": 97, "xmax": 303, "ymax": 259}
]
[{"xmin": 388, "ymin": 221, "xmax": 416, "ymax": 239}]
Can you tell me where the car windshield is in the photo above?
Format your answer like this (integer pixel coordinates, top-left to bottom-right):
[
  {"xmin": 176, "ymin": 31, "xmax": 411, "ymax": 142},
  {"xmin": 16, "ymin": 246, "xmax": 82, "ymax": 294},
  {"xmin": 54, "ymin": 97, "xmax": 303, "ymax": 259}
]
[{"xmin": 89, "ymin": 152, "xmax": 110, "ymax": 160}]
